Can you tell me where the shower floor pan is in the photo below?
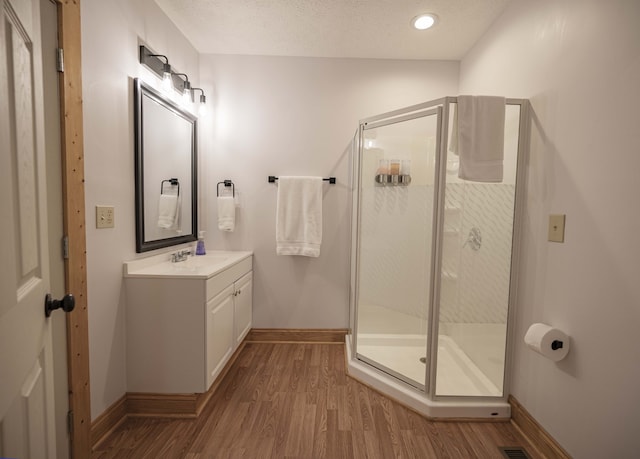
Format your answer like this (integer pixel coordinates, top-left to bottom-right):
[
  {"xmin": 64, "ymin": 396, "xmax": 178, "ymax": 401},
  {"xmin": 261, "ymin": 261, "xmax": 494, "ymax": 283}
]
[
  {"xmin": 346, "ymin": 334, "xmax": 510, "ymax": 419},
  {"xmin": 357, "ymin": 334, "xmax": 500, "ymax": 396}
]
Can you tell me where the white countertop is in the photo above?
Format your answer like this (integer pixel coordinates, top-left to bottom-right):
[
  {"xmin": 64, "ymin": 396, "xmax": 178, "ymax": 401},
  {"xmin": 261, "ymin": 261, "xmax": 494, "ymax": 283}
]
[{"xmin": 123, "ymin": 250, "xmax": 253, "ymax": 279}]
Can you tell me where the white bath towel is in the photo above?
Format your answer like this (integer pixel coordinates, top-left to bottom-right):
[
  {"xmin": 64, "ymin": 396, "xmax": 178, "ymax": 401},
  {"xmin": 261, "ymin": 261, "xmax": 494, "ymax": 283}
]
[
  {"xmin": 157, "ymin": 194, "xmax": 179, "ymax": 229},
  {"xmin": 455, "ymin": 95, "xmax": 505, "ymax": 182},
  {"xmin": 276, "ymin": 176, "xmax": 323, "ymax": 257},
  {"xmin": 217, "ymin": 196, "xmax": 235, "ymax": 232}
]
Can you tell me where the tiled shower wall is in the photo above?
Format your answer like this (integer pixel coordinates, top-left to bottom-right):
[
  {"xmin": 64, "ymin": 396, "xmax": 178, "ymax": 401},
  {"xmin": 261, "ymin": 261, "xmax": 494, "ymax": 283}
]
[
  {"xmin": 358, "ymin": 184, "xmax": 434, "ymax": 322},
  {"xmin": 440, "ymin": 182, "xmax": 515, "ymax": 325},
  {"xmin": 439, "ymin": 182, "xmax": 515, "ymax": 390},
  {"xmin": 359, "ymin": 181, "xmax": 515, "ymax": 328}
]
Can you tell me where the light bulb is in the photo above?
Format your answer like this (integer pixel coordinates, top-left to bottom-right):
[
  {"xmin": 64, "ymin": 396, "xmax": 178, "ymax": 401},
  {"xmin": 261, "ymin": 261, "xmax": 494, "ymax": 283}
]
[
  {"xmin": 198, "ymin": 93, "xmax": 207, "ymax": 116},
  {"xmin": 182, "ymin": 88, "xmax": 192, "ymax": 105},
  {"xmin": 161, "ymin": 73, "xmax": 172, "ymax": 92},
  {"xmin": 179, "ymin": 78, "xmax": 192, "ymax": 106},
  {"xmin": 161, "ymin": 62, "xmax": 172, "ymax": 92},
  {"xmin": 198, "ymin": 102, "xmax": 207, "ymax": 117}
]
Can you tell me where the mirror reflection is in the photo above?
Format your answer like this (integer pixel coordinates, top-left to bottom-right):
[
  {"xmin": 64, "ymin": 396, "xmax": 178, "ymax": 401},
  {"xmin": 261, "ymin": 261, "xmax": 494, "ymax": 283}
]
[{"xmin": 134, "ymin": 78, "xmax": 197, "ymax": 252}]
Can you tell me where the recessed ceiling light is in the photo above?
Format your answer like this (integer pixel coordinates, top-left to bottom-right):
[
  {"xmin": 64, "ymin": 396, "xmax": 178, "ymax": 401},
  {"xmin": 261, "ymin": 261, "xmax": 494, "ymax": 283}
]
[{"xmin": 412, "ymin": 13, "xmax": 438, "ymax": 30}]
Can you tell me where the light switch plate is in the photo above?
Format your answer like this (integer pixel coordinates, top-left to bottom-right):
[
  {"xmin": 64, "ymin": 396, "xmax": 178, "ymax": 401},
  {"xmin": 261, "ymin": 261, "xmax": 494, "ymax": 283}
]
[
  {"xmin": 96, "ymin": 205, "xmax": 115, "ymax": 229},
  {"xmin": 548, "ymin": 214, "xmax": 566, "ymax": 242}
]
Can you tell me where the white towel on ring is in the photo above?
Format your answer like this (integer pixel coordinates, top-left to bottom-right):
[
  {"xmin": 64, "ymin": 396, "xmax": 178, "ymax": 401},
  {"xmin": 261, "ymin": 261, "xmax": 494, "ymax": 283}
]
[
  {"xmin": 217, "ymin": 196, "xmax": 235, "ymax": 232},
  {"xmin": 157, "ymin": 194, "xmax": 179, "ymax": 229},
  {"xmin": 276, "ymin": 176, "xmax": 323, "ymax": 257}
]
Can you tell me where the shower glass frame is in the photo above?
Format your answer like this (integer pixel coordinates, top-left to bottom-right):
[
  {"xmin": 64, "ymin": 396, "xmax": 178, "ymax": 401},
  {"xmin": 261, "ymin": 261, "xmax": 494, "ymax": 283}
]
[{"xmin": 350, "ymin": 96, "xmax": 529, "ymax": 404}]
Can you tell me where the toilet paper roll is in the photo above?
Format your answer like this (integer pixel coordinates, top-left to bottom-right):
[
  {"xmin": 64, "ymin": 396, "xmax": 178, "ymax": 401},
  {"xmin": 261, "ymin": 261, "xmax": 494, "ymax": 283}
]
[{"xmin": 524, "ymin": 323, "xmax": 570, "ymax": 362}]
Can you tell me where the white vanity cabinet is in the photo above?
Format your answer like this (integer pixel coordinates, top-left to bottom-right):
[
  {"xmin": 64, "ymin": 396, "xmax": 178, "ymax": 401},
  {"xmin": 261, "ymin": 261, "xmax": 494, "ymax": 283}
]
[
  {"xmin": 124, "ymin": 252, "xmax": 252, "ymax": 394},
  {"xmin": 204, "ymin": 271, "xmax": 252, "ymax": 389},
  {"xmin": 233, "ymin": 272, "xmax": 253, "ymax": 345}
]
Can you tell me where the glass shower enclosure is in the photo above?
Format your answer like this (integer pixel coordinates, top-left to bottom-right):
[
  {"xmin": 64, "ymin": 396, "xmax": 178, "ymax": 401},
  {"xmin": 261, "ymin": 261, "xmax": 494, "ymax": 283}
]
[{"xmin": 348, "ymin": 97, "xmax": 527, "ymax": 417}]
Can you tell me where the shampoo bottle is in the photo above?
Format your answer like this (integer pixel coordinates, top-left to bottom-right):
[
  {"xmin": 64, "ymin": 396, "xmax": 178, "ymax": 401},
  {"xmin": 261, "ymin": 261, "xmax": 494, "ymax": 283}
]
[{"xmin": 195, "ymin": 230, "xmax": 206, "ymax": 255}]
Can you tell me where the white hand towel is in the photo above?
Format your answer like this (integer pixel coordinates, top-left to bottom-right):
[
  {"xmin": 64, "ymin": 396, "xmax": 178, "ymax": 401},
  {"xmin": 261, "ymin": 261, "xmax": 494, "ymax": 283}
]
[
  {"xmin": 455, "ymin": 95, "xmax": 505, "ymax": 182},
  {"xmin": 276, "ymin": 176, "xmax": 323, "ymax": 257},
  {"xmin": 217, "ymin": 196, "xmax": 235, "ymax": 232},
  {"xmin": 157, "ymin": 194, "xmax": 179, "ymax": 229}
]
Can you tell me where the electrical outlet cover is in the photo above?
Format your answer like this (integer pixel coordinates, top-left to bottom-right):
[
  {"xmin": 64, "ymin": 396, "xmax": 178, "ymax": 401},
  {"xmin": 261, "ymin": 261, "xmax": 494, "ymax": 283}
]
[{"xmin": 96, "ymin": 205, "xmax": 115, "ymax": 229}]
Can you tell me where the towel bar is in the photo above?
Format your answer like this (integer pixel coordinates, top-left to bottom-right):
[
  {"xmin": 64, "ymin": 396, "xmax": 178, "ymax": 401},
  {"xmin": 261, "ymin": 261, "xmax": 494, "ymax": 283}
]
[{"xmin": 268, "ymin": 175, "xmax": 336, "ymax": 184}]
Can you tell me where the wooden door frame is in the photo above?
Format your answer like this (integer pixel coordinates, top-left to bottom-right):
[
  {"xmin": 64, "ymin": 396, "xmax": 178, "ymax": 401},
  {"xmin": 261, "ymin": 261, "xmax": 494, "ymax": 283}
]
[{"xmin": 55, "ymin": 0, "xmax": 91, "ymax": 456}]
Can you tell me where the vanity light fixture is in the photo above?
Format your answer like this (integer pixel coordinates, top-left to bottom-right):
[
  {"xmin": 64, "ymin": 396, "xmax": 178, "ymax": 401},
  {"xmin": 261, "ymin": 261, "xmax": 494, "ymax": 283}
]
[
  {"xmin": 139, "ymin": 45, "xmax": 204, "ymax": 113},
  {"xmin": 412, "ymin": 13, "xmax": 438, "ymax": 30},
  {"xmin": 139, "ymin": 45, "xmax": 173, "ymax": 91},
  {"xmin": 191, "ymin": 87, "xmax": 207, "ymax": 116}
]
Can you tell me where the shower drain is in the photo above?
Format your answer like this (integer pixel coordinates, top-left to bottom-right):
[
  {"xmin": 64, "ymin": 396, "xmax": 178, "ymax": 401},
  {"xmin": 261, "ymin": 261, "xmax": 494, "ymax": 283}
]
[{"xmin": 419, "ymin": 357, "xmax": 427, "ymax": 364}]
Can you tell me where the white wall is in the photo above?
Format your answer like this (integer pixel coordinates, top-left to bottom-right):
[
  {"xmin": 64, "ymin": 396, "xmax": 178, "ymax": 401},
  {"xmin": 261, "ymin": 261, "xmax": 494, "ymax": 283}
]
[
  {"xmin": 81, "ymin": 0, "xmax": 199, "ymax": 420},
  {"xmin": 198, "ymin": 56, "xmax": 459, "ymax": 328},
  {"xmin": 82, "ymin": 12, "xmax": 458, "ymax": 417},
  {"xmin": 460, "ymin": 1, "xmax": 640, "ymax": 457}
]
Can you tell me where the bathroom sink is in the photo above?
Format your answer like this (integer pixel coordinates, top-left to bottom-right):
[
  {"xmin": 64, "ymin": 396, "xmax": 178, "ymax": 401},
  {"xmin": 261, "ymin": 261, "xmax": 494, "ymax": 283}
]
[
  {"xmin": 123, "ymin": 250, "xmax": 252, "ymax": 279},
  {"xmin": 167, "ymin": 254, "xmax": 231, "ymax": 274},
  {"xmin": 176, "ymin": 254, "xmax": 229, "ymax": 269}
]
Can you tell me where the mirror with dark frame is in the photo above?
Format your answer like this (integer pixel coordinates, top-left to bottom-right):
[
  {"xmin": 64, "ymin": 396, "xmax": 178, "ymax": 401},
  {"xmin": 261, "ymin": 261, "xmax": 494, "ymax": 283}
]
[{"xmin": 134, "ymin": 78, "xmax": 197, "ymax": 252}]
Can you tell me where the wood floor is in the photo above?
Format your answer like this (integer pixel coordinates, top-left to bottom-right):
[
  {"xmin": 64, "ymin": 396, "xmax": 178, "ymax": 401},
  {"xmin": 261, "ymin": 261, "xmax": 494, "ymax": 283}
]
[{"xmin": 93, "ymin": 342, "xmax": 541, "ymax": 458}]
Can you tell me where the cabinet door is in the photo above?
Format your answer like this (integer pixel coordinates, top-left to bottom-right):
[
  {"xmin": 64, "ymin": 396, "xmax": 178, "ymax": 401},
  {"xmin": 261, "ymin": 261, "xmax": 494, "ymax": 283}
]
[
  {"xmin": 206, "ymin": 285, "xmax": 234, "ymax": 389},
  {"xmin": 234, "ymin": 271, "xmax": 253, "ymax": 345}
]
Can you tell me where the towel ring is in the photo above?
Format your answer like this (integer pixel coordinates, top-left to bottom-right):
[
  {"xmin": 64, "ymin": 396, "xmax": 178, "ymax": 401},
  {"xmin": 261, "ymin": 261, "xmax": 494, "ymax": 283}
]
[
  {"xmin": 217, "ymin": 180, "xmax": 235, "ymax": 197},
  {"xmin": 161, "ymin": 178, "xmax": 180, "ymax": 197}
]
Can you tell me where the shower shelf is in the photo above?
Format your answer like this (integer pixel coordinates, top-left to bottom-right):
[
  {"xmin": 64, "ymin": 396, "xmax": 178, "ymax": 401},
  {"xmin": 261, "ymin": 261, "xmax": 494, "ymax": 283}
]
[
  {"xmin": 374, "ymin": 174, "xmax": 411, "ymax": 186},
  {"xmin": 444, "ymin": 205, "xmax": 461, "ymax": 237},
  {"xmin": 441, "ymin": 270, "xmax": 458, "ymax": 281}
]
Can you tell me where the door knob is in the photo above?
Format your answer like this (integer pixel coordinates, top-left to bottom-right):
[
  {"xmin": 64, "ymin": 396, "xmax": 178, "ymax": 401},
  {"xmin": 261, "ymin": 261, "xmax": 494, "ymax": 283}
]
[{"xmin": 44, "ymin": 293, "xmax": 75, "ymax": 318}]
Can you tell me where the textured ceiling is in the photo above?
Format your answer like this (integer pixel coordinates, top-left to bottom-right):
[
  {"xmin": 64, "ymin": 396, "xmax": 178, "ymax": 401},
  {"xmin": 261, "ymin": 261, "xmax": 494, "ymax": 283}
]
[{"xmin": 154, "ymin": 0, "xmax": 512, "ymax": 60}]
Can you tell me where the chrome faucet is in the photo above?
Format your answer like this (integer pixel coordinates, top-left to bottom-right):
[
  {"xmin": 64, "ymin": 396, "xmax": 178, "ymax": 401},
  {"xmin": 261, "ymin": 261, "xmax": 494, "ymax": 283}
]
[
  {"xmin": 171, "ymin": 249, "xmax": 191, "ymax": 263},
  {"xmin": 463, "ymin": 227, "xmax": 482, "ymax": 251}
]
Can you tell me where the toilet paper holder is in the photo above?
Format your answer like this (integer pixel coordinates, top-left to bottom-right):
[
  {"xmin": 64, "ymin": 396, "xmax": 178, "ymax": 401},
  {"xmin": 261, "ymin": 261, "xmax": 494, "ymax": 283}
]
[
  {"xmin": 524, "ymin": 323, "xmax": 570, "ymax": 361},
  {"xmin": 551, "ymin": 340, "xmax": 563, "ymax": 350}
]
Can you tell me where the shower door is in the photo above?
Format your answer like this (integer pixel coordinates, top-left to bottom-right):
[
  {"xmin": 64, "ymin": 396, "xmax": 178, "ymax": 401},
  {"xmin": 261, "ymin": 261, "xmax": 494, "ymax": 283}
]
[{"xmin": 354, "ymin": 106, "xmax": 442, "ymax": 390}]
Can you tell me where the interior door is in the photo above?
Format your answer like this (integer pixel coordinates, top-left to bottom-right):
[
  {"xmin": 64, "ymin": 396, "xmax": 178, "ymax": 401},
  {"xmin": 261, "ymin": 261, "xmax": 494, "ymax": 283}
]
[{"xmin": 0, "ymin": 0, "xmax": 58, "ymax": 456}]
